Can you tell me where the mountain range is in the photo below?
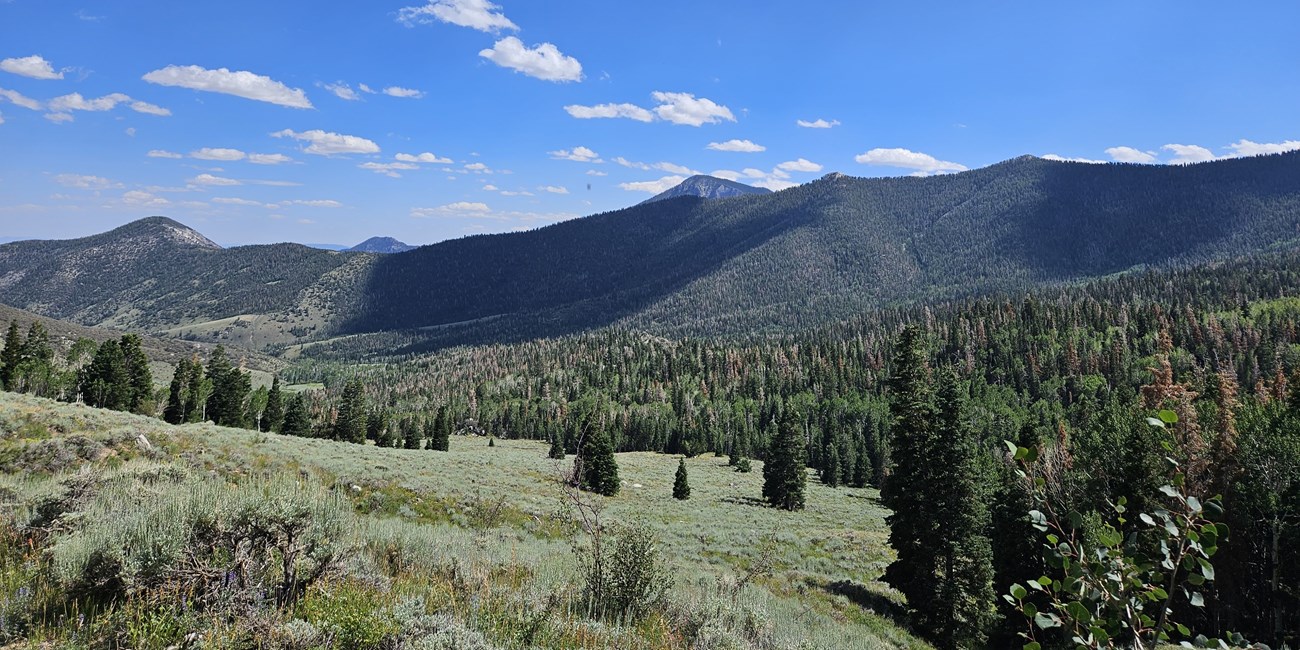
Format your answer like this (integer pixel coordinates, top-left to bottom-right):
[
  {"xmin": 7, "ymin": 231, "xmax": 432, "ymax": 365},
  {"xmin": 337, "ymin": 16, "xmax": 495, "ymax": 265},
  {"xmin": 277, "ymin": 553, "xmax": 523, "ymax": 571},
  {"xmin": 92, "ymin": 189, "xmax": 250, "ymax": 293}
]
[
  {"xmin": 640, "ymin": 175, "xmax": 771, "ymax": 204},
  {"xmin": 2, "ymin": 153, "xmax": 1299, "ymax": 353}
]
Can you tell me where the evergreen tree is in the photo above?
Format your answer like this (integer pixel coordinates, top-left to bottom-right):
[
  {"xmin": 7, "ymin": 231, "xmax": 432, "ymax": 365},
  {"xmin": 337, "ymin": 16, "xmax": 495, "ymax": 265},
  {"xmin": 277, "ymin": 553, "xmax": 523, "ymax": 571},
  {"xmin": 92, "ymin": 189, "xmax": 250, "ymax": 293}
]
[
  {"xmin": 119, "ymin": 334, "xmax": 153, "ymax": 415},
  {"xmin": 881, "ymin": 326, "xmax": 942, "ymax": 634},
  {"xmin": 673, "ymin": 458, "xmax": 691, "ymax": 500},
  {"xmin": 578, "ymin": 425, "xmax": 620, "ymax": 496},
  {"xmin": 428, "ymin": 405, "xmax": 450, "ymax": 451},
  {"xmin": 930, "ymin": 370, "xmax": 995, "ymax": 648},
  {"xmin": 14, "ymin": 322, "xmax": 55, "ymax": 396},
  {"xmin": 80, "ymin": 339, "xmax": 128, "ymax": 410},
  {"xmin": 183, "ymin": 356, "xmax": 209, "ymax": 422},
  {"xmin": 402, "ymin": 417, "xmax": 421, "ymax": 449},
  {"xmin": 163, "ymin": 357, "xmax": 191, "ymax": 424},
  {"xmin": 264, "ymin": 376, "xmax": 285, "ymax": 433},
  {"xmin": 334, "ymin": 378, "xmax": 366, "ymax": 443},
  {"xmin": 0, "ymin": 321, "xmax": 21, "ymax": 390},
  {"xmin": 205, "ymin": 345, "xmax": 250, "ymax": 428},
  {"xmin": 367, "ymin": 410, "xmax": 391, "ymax": 446},
  {"xmin": 822, "ymin": 443, "xmax": 841, "ymax": 488},
  {"xmin": 281, "ymin": 393, "xmax": 312, "ymax": 438},
  {"xmin": 422, "ymin": 417, "xmax": 438, "ymax": 451},
  {"xmin": 548, "ymin": 432, "xmax": 566, "ymax": 459},
  {"xmin": 762, "ymin": 408, "xmax": 806, "ymax": 510}
]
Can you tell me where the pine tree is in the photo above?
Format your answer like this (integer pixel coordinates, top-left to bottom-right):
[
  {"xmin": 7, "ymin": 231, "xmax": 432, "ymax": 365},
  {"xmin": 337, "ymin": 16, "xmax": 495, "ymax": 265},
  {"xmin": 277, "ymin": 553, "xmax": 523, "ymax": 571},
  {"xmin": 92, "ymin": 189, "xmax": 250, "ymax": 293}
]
[
  {"xmin": 548, "ymin": 432, "xmax": 566, "ymax": 459},
  {"xmin": 762, "ymin": 408, "xmax": 806, "ymax": 510},
  {"xmin": 422, "ymin": 417, "xmax": 438, "ymax": 451},
  {"xmin": 673, "ymin": 458, "xmax": 691, "ymax": 500},
  {"xmin": 334, "ymin": 378, "xmax": 366, "ymax": 443},
  {"xmin": 15, "ymin": 322, "xmax": 55, "ymax": 396},
  {"xmin": 402, "ymin": 417, "xmax": 421, "ymax": 449},
  {"xmin": 0, "ymin": 321, "xmax": 21, "ymax": 391},
  {"xmin": 205, "ymin": 345, "xmax": 250, "ymax": 428},
  {"xmin": 881, "ymin": 326, "xmax": 942, "ymax": 633},
  {"xmin": 428, "ymin": 405, "xmax": 451, "ymax": 451},
  {"xmin": 822, "ymin": 443, "xmax": 841, "ymax": 488},
  {"xmin": 367, "ymin": 410, "xmax": 391, "ymax": 446},
  {"xmin": 264, "ymin": 376, "xmax": 285, "ymax": 433},
  {"xmin": 578, "ymin": 425, "xmax": 620, "ymax": 496},
  {"xmin": 119, "ymin": 334, "xmax": 153, "ymax": 415},
  {"xmin": 163, "ymin": 357, "xmax": 191, "ymax": 424},
  {"xmin": 81, "ymin": 339, "xmax": 128, "ymax": 410},
  {"xmin": 183, "ymin": 356, "xmax": 209, "ymax": 422},
  {"xmin": 281, "ymin": 393, "xmax": 312, "ymax": 438}
]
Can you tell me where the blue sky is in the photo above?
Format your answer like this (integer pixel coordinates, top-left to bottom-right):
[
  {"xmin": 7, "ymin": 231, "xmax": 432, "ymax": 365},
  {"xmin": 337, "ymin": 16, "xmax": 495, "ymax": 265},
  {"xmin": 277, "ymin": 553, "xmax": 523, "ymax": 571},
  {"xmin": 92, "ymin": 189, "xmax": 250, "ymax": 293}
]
[{"xmin": 1, "ymin": 1, "xmax": 1297, "ymax": 247}]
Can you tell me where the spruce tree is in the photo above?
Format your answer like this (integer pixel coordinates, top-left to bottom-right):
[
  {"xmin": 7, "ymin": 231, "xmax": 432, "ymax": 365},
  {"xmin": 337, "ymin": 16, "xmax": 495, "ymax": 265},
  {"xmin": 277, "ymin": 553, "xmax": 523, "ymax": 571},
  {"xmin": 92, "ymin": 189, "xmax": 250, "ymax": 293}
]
[
  {"xmin": 205, "ymin": 345, "xmax": 250, "ymax": 428},
  {"xmin": 548, "ymin": 432, "xmax": 566, "ymax": 459},
  {"xmin": 428, "ymin": 405, "xmax": 451, "ymax": 451},
  {"xmin": 183, "ymin": 356, "xmax": 209, "ymax": 422},
  {"xmin": 15, "ymin": 322, "xmax": 55, "ymax": 396},
  {"xmin": 119, "ymin": 334, "xmax": 153, "ymax": 415},
  {"xmin": 823, "ymin": 443, "xmax": 841, "ymax": 488},
  {"xmin": 334, "ymin": 379, "xmax": 367, "ymax": 443},
  {"xmin": 881, "ymin": 326, "xmax": 942, "ymax": 633},
  {"xmin": 763, "ymin": 408, "xmax": 807, "ymax": 510},
  {"xmin": 402, "ymin": 417, "xmax": 421, "ymax": 449},
  {"xmin": 578, "ymin": 425, "xmax": 620, "ymax": 496},
  {"xmin": 81, "ymin": 339, "xmax": 127, "ymax": 410},
  {"xmin": 0, "ymin": 321, "xmax": 21, "ymax": 391},
  {"xmin": 163, "ymin": 357, "xmax": 191, "ymax": 424},
  {"xmin": 281, "ymin": 393, "xmax": 312, "ymax": 438},
  {"xmin": 673, "ymin": 458, "xmax": 691, "ymax": 500},
  {"xmin": 422, "ymin": 417, "xmax": 437, "ymax": 451},
  {"xmin": 367, "ymin": 410, "xmax": 391, "ymax": 446},
  {"xmin": 264, "ymin": 376, "xmax": 285, "ymax": 433}
]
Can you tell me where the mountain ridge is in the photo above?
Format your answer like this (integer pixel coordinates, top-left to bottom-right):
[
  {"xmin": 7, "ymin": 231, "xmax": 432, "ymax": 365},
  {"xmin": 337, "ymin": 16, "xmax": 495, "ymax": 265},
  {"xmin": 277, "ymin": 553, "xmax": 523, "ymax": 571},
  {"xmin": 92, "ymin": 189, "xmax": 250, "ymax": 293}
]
[{"xmin": 639, "ymin": 174, "xmax": 772, "ymax": 205}]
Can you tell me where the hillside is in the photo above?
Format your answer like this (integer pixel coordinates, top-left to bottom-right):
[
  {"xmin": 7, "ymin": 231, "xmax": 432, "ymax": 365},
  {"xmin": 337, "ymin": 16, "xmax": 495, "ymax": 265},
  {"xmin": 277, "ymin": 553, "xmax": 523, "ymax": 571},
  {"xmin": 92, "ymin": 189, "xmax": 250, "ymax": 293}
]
[
  {"xmin": 349, "ymin": 236, "xmax": 415, "ymax": 254},
  {"xmin": 640, "ymin": 174, "xmax": 772, "ymax": 204},
  {"xmin": 0, "ymin": 391, "xmax": 922, "ymax": 650},
  {"xmin": 3, "ymin": 154, "xmax": 1300, "ymax": 352}
]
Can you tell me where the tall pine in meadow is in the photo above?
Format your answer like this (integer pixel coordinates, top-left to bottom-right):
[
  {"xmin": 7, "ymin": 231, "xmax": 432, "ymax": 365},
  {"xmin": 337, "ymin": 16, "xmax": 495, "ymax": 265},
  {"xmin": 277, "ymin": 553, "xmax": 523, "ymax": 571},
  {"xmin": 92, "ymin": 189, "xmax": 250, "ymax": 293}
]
[
  {"xmin": 183, "ymin": 356, "xmax": 209, "ymax": 422},
  {"xmin": 673, "ymin": 458, "xmax": 691, "ymax": 500},
  {"xmin": 119, "ymin": 334, "xmax": 153, "ymax": 415},
  {"xmin": 930, "ymin": 370, "xmax": 995, "ymax": 648},
  {"xmin": 334, "ymin": 378, "xmax": 367, "ymax": 443},
  {"xmin": 81, "ymin": 339, "xmax": 128, "ymax": 410},
  {"xmin": 264, "ymin": 376, "xmax": 285, "ymax": 433},
  {"xmin": 163, "ymin": 357, "xmax": 191, "ymax": 424},
  {"xmin": 427, "ymin": 405, "xmax": 451, "ymax": 451},
  {"xmin": 578, "ymin": 424, "xmax": 619, "ymax": 496},
  {"xmin": 762, "ymin": 408, "xmax": 806, "ymax": 510},
  {"xmin": 881, "ymin": 326, "xmax": 942, "ymax": 634},
  {"xmin": 281, "ymin": 393, "xmax": 312, "ymax": 438},
  {"xmin": 205, "ymin": 345, "xmax": 250, "ymax": 428}
]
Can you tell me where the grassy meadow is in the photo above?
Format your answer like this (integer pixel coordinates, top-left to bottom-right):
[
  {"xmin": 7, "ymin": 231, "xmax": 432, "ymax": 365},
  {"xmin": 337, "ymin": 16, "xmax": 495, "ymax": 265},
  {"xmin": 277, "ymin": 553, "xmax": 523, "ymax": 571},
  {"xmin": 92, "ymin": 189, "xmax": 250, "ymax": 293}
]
[{"xmin": 0, "ymin": 392, "xmax": 927, "ymax": 649}]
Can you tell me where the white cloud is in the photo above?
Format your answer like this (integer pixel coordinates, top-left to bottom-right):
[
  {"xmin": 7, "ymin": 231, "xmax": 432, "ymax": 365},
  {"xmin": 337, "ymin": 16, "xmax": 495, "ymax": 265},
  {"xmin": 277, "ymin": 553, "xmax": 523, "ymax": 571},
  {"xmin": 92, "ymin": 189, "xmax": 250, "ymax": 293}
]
[
  {"xmin": 549, "ymin": 146, "xmax": 602, "ymax": 162},
  {"xmin": 464, "ymin": 162, "xmax": 490, "ymax": 172},
  {"xmin": 122, "ymin": 190, "xmax": 169, "ymax": 207},
  {"xmin": 707, "ymin": 139, "xmax": 765, "ymax": 153},
  {"xmin": 248, "ymin": 153, "xmax": 292, "ymax": 165},
  {"xmin": 189, "ymin": 173, "xmax": 241, "ymax": 186},
  {"xmin": 753, "ymin": 178, "xmax": 797, "ymax": 191},
  {"xmin": 540, "ymin": 185, "xmax": 569, "ymax": 194},
  {"xmin": 54, "ymin": 174, "xmax": 118, "ymax": 190},
  {"xmin": 411, "ymin": 201, "xmax": 493, "ymax": 217},
  {"xmin": 360, "ymin": 161, "xmax": 419, "ymax": 177},
  {"xmin": 395, "ymin": 152, "xmax": 452, "ymax": 163},
  {"xmin": 613, "ymin": 157, "xmax": 699, "ymax": 175},
  {"xmin": 320, "ymin": 82, "xmax": 360, "ymax": 101},
  {"xmin": 651, "ymin": 91, "xmax": 734, "ymax": 126},
  {"xmin": 43, "ymin": 92, "xmax": 171, "ymax": 119},
  {"xmin": 397, "ymin": 0, "xmax": 518, "ymax": 32},
  {"xmin": 287, "ymin": 199, "xmax": 343, "ymax": 208},
  {"xmin": 563, "ymin": 102, "xmax": 654, "ymax": 122},
  {"xmin": 191, "ymin": 147, "xmax": 247, "ymax": 161},
  {"xmin": 0, "ymin": 87, "xmax": 41, "ymax": 110},
  {"xmin": 0, "ymin": 111, "xmax": 4, "ymax": 125},
  {"xmin": 777, "ymin": 158, "xmax": 823, "ymax": 173},
  {"xmin": 0, "ymin": 55, "xmax": 63, "ymax": 80},
  {"xmin": 586, "ymin": 169, "xmax": 607, "ymax": 176},
  {"xmin": 499, "ymin": 189, "xmax": 533, "ymax": 196},
  {"xmin": 130, "ymin": 100, "xmax": 170, "ymax": 116},
  {"xmin": 1227, "ymin": 139, "xmax": 1300, "ymax": 157},
  {"xmin": 618, "ymin": 175, "xmax": 686, "ymax": 194},
  {"xmin": 797, "ymin": 118, "xmax": 839, "ymax": 129},
  {"xmin": 479, "ymin": 37, "xmax": 583, "ymax": 82},
  {"xmin": 43, "ymin": 112, "xmax": 73, "ymax": 123},
  {"xmin": 709, "ymin": 169, "xmax": 741, "ymax": 182},
  {"xmin": 482, "ymin": 184, "xmax": 499, "ymax": 191},
  {"xmin": 143, "ymin": 65, "xmax": 312, "ymax": 109},
  {"xmin": 358, "ymin": 83, "xmax": 376, "ymax": 94},
  {"xmin": 1041, "ymin": 153, "xmax": 1106, "ymax": 164},
  {"xmin": 272, "ymin": 129, "xmax": 380, "ymax": 155},
  {"xmin": 854, "ymin": 147, "xmax": 967, "ymax": 174},
  {"xmin": 384, "ymin": 86, "xmax": 425, "ymax": 98},
  {"xmin": 1161, "ymin": 144, "xmax": 1217, "ymax": 165},
  {"xmin": 212, "ymin": 197, "xmax": 268, "ymax": 207},
  {"xmin": 1104, "ymin": 146, "xmax": 1157, "ymax": 164}
]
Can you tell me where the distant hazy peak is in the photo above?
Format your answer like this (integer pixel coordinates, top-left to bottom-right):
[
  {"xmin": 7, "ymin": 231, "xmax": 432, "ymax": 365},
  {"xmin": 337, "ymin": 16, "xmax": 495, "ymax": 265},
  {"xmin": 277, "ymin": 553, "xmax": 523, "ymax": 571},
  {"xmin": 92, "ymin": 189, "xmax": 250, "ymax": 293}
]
[
  {"xmin": 110, "ymin": 216, "xmax": 222, "ymax": 250},
  {"xmin": 348, "ymin": 237, "xmax": 415, "ymax": 254},
  {"xmin": 639, "ymin": 175, "xmax": 772, "ymax": 205}
]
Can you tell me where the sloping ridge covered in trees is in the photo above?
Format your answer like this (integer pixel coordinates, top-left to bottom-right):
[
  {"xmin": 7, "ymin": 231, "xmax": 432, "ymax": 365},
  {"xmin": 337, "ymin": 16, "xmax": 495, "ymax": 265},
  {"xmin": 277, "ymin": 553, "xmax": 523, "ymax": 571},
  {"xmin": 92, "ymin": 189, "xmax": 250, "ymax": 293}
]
[{"xmin": 345, "ymin": 152, "xmax": 1300, "ymax": 348}]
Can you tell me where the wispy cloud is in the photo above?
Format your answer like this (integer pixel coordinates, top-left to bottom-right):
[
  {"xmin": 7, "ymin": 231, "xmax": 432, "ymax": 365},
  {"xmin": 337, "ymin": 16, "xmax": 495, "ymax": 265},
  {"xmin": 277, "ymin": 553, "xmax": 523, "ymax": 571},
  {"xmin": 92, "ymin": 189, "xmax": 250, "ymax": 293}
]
[
  {"xmin": 796, "ymin": 118, "xmax": 839, "ymax": 129},
  {"xmin": 397, "ymin": 0, "xmax": 518, "ymax": 32},
  {"xmin": 143, "ymin": 65, "xmax": 312, "ymax": 109},
  {"xmin": 272, "ymin": 129, "xmax": 379, "ymax": 155},
  {"xmin": 707, "ymin": 139, "xmax": 764, "ymax": 153}
]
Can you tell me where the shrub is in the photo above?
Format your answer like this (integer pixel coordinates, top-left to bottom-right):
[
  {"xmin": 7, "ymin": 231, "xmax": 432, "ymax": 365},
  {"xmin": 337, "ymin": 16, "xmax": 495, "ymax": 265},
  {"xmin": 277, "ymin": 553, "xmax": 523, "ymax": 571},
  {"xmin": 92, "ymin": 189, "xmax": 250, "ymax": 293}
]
[{"xmin": 576, "ymin": 520, "xmax": 671, "ymax": 621}]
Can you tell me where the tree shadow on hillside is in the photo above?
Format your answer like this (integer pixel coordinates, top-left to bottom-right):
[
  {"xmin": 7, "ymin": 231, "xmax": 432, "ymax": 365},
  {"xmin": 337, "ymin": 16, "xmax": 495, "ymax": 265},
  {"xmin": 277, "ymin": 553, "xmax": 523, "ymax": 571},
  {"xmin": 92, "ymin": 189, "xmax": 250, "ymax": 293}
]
[
  {"xmin": 719, "ymin": 495, "xmax": 769, "ymax": 509},
  {"xmin": 818, "ymin": 578, "xmax": 910, "ymax": 629}
]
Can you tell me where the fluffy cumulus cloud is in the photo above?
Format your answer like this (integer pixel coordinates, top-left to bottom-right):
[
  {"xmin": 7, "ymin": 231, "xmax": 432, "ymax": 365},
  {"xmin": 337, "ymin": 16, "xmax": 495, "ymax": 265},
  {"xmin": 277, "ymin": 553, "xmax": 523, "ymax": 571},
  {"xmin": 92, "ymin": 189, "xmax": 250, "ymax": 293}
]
[
  {"xmin": 42, "ymin": 92, "xmax": 171, "ymax": 121},
  {"xmin": 618, "ymin": 175, "xmax": 686, "ymax": 194},
  {"xmin": 777, "ymin": 158, "xmax": 823, "ymax": 173},
  {"xmin": 1161, "ymin": 144, "xmax": 1216, "ymax": 165},
  {"xmin": 272, "ymin": 129, "xmax": 379, "ymax": 155},
  {"xmin": 854, "ymin": 148, "xmax": 968, "ymax": 174},
  {"xmin": 1228, "ymin": 139, "xmax": 1300, "ymax": 157},
  {"xmin": 384, "ymin": 86, "xmax": 425, "ymax": 98},
  {"xmin": 397, "ymin": 0, "xmax": 517, "ymax": 32},
  {"xmin": 143, "ymin": 65, "xmax": 313, "ymax": 109},
  {"xmin": 651, "ymin": 91, "xmax": 734, "ymax": 126},
  {"xmin": 479, "ymin": 37, "xmax": 583, "ymax": 82},
  {"xmin": 1104, "ymin": 146, "xmax": 1157, "ymax": 164},
  {"xmin": 395, "ymin": 152, "xmax": 452, "ymax": 163},
  {"xmin": 707, "ymin": 139, "xmax": 764, "ymax": 153},
  {"xmin": 796, "ymin": 118, "xmax": 840, "ymax": 129},
  {"xmin": 563, "ymin": 102, "xmax": 654, "ymax": 122},
  {"xmin": 549, "ymin": 146, "xmax": 601, "ymax": 163},
  {"xmin": 0, "ymin": 87, "xmax": 42, "ymax": 110},
  {"xmin": 191, "ymin": 147, "xmax": 246, "ymax": 161},
  {"xmin": 54, "ymin": 174, "xmax": 119, "ymax": 190},
  {"xmin": 1, "ymin": 55, "xmax": 63, "ymax": 80}
]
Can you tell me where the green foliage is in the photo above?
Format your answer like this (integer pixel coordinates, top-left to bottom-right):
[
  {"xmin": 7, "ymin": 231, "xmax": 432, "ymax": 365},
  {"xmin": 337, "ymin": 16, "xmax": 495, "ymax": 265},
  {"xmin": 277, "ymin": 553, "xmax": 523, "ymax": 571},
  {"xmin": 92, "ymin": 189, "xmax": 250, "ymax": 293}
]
[
  {"xmin": 576, "ymin": 521, "xmax": 671, "ymax": 621},
  {"xmin": 762, "ymin": 408, "xmax": 806, "ymax": 511},
  {"xmin": 282, "ymin": 393, "xmax": 313, "ymax": 437},
  {"xmin": 673, "ymin": 458, "xmax": 690, "ymax": 500},
  {"xmin": 295, "ymin": 580, "xmax": 399, "ymax": 649},
  {"xmin": 205, "ymin": 344, "xmax": 251, "ymax": 427},
  {"xmin": 334, "ymin": 378, "xmax": 366, "ymax": 443},
  {"xmin": 578, "ymin": 426, "xmax": 619, "ymax": 496},
  {"xmin": 265, "ymin": 376, "xmax": 285, "ymax": 433},
  {"xmin": 547, "ymin": 433, "xmax": 565, "ymax": 459}
]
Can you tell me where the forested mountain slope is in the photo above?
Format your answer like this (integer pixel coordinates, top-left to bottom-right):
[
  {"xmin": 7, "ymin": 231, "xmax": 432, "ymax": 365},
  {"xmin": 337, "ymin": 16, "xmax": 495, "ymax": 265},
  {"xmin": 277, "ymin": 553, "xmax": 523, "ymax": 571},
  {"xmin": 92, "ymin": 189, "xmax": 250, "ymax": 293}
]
[{"xmin": 3, "ymin": 153, "xmax": 1299, "ymax": 351}]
